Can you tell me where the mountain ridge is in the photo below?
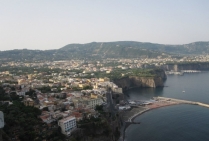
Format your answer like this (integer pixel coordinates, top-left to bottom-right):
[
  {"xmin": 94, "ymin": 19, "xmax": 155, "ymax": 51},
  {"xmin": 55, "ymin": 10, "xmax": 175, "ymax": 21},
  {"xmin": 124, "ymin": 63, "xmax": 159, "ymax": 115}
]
[{"xmin": 1, "ymin": 41, "xmax": 209, "ymax": 61}]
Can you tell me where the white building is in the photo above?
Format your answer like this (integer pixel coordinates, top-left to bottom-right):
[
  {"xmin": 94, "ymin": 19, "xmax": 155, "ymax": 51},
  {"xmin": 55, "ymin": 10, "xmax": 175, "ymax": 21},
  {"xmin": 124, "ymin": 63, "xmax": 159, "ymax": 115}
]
[
  {"xmin": 112, "ymin": 87, "xmax": 123, "ymax": 93},
  {"xmin": 58, "ymin": 116, "xmax": 76, "ymax": 136},
  {"xmin": 16, "ymin": 91, "xmax": 25, "ymax": 96},
  {"xmin": 86, "ymin": 98, "xmax": 103, "ymax": 109}
]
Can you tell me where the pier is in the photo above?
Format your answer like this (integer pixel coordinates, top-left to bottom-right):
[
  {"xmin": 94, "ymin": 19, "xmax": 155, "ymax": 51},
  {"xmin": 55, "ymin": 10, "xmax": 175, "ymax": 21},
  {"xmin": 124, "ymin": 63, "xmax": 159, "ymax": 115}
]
[
  {"xmin": 122, "ymin": 97, "xmax": 209, "ymax": 124},
  {"xmin": 155, "ymin": 97, "xmax": 209, "ymax": 108},
  {"xmin": 120, "ymin": 96, "xmax": 209, "ymax": 141}
]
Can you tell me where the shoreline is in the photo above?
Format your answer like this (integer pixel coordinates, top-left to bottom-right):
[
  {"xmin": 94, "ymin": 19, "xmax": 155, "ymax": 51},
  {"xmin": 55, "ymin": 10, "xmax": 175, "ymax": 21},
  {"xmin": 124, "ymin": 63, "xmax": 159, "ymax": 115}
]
[
  {"xmin": 129, "ymin": 103, "xmax": 179, "ymax": 122},
  {"xmin": 119, "ymin": 102, "xmax": 181, "ymax": 141}
]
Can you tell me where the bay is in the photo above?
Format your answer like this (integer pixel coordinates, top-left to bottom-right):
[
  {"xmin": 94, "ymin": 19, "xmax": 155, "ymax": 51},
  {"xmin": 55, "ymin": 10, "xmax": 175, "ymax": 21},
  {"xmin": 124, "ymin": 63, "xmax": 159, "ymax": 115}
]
[{"xmin": 125, "ymin": 72, "xmax": 209, "ymax": 141}]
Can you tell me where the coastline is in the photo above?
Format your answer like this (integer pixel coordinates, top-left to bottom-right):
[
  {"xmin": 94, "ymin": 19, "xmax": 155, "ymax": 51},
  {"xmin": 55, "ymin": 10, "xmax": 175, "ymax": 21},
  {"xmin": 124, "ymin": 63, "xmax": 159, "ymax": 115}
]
[
  {"xmin": 118, "ymin": 72, "xmax": 209, "ymax": 141},
  {"xmin": 119, "ymin": 101, "xmax": 180, "ymax": 141},
  {"xmin": 129, "ymin": 108, "xmax": 150, "ymax": 122},
  {"xmin": 129, "ymin": 102, "xmax": 179, "ymax": 122}
]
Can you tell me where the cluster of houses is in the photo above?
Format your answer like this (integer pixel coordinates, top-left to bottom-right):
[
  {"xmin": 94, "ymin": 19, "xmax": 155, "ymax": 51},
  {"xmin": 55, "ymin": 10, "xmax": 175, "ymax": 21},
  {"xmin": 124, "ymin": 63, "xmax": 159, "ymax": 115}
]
[{"xmin": 0, "ymin": 71, "xmax": 124, "ymax": 136}]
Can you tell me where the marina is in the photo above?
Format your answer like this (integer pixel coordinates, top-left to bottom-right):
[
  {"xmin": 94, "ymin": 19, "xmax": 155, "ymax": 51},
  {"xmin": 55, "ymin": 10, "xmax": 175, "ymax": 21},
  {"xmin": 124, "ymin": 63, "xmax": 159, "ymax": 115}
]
[{"xmin": 165, "ymin": 70, "xmax": 201, "ymax": 75}]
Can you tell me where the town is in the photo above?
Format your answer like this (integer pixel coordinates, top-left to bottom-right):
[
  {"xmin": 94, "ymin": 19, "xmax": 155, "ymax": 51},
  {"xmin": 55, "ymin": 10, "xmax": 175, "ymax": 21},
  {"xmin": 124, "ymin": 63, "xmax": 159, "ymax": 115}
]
[{"xmin": 1, "ymin": 54, "xmax": 209, "ymax": 140}]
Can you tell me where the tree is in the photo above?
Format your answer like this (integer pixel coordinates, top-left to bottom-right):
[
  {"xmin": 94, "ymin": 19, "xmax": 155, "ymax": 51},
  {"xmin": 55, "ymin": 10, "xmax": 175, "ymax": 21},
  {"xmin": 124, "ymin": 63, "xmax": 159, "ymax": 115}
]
[
  {"xmin": 42, "ymin": 107, "xmax": 49, "ymax": 111},
  {"xmin": 95, "ymin": 105, "xmax": 103, "ymax": 112},
  {"xmin": 83, "ymin": 85, "xmax": 93, "ymax": 90},
  {"xmin": 25, "ymin": 89, "xmax": 36, "ymax": 97}
]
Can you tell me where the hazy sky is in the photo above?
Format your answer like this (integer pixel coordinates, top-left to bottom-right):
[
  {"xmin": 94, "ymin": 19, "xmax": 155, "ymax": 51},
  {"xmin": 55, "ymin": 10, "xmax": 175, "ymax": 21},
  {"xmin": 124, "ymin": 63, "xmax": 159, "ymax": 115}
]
[{"xmin": 1, "ymin": 0, "xmax": 209, "ymax": 51}]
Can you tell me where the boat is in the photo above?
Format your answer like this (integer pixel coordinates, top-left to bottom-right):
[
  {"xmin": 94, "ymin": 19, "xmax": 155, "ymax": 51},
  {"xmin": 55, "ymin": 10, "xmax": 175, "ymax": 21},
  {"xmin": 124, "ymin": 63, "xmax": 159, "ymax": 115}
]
[{"xmin": 182, "ymin": 91, "xmax": 185, "ymax": 93}]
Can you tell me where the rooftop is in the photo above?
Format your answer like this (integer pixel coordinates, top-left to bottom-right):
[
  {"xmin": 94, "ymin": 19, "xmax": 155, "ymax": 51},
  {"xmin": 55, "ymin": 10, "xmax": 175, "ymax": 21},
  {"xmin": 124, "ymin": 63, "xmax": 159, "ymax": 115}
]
[{"xmin": 59, "ymin": 116, "xmax": 75, "ymax": 123}]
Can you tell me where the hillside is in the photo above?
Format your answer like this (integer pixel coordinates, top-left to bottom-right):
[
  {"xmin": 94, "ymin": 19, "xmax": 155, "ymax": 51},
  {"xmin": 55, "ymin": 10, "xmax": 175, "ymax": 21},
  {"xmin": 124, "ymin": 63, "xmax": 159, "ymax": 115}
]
[
  {"xmin": 59, "ymin": 41, "xmax": 209, "ymax": 57},
  {"xmin": 0, "ymin": 41, "xmax": 209, "ymax": 61}
]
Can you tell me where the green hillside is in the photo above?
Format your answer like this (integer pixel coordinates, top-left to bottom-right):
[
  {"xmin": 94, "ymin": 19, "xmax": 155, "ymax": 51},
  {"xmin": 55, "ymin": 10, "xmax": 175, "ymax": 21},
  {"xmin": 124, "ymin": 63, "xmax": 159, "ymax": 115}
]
[{"xmin": 0, "ymin": 41, "xmax": 209, "ymax": 61}]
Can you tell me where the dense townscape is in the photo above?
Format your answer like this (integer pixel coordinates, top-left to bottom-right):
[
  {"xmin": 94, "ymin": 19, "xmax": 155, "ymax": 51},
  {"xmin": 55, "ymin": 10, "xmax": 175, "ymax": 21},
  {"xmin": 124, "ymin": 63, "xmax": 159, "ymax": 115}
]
[
  {"xmin": 1, "ymin": 52, "xmax": 209, "ymax": 140},
  {"xmin": 1, "ymin": 1, "xmax": 209, "ymax": 140}
]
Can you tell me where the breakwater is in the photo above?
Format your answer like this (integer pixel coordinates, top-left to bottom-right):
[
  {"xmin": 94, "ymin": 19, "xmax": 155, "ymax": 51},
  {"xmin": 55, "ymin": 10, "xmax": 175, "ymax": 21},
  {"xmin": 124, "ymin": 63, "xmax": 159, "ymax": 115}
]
[
  {"xmin": 120, "ymin": 96, "xmax": 209, "ymax": 141},
  {"xmin": 156, "ymin": 97, "xmax": 209, "ymax": 108}
]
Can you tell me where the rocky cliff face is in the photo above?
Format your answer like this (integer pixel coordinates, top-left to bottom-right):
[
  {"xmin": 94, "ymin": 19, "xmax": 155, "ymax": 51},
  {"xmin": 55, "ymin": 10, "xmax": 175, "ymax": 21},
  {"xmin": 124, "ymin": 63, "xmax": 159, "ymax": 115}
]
[
  {"xmin": 153, "ymin": 69, "xmax": 167, "ymax": 80},
  {"xmin": 113, "ymin": 76, "xmax": 164, "ymax": 90}
]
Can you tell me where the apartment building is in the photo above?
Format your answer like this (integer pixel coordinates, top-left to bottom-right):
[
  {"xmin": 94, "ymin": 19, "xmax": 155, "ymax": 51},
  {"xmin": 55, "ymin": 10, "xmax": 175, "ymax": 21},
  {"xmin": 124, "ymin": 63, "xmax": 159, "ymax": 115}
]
[
  {"xmin": 58, "ymin": 116, "xmax": 76, "ymax": 136},
  {"xmin": 85, "ymin": 98, "xmax": 103, "ymax": 109}
]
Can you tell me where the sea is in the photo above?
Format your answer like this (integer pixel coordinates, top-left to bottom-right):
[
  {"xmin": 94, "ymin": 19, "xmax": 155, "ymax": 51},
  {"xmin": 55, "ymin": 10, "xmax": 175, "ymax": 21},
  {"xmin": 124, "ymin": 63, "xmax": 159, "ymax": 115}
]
[{"xmin": 125, "ymin": 72, "xmax": 209, "ymax": 141}]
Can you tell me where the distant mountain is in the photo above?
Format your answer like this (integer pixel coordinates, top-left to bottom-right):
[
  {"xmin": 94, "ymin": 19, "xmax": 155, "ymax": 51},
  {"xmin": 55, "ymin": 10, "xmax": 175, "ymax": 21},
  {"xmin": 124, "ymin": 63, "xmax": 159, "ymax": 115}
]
[
  {"xmin": 58, "ymin": 41, "xmax": 164, "ymax": 59},
  {"xmin": 0, "ymin": 41, "xmax": 209, "ymax": 61},
  {"xmin": 59, "ymin": 41, "xmax": 209, "ymax": 55},
  {"xmin": 0, "ymin": 49, "xmax": 56, "ymax": 61}
]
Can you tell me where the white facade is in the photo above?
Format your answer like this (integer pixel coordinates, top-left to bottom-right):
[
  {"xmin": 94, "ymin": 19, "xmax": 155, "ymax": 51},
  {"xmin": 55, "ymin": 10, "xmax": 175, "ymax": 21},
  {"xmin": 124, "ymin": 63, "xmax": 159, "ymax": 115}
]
[
  {"xmin": 17, "ymin": 91, "xmax": 25, "ymax": 96},
  {"xmin": 112, "ymin": 87, "xmax": 123, "ymax": 93},
  {"xmin": 58, "ymin": 116, "xmax": 76, "ymax": 136},
  {"xmin": 87, "ymin": 98, "xmax": 103, "ymax": 109}
]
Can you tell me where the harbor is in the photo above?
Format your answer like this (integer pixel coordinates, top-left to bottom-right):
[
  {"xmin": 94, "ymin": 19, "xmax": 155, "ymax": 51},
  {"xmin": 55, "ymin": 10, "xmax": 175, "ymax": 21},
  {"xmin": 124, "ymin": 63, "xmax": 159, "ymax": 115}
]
[
  {"xmin": 120, "ymin": 96, "xmax": 209, "ymax": 141},
  {"xmin": 165, "ymin": 70, "xmax": 201, "ymax": 75},
  {"xmin": 124, "ymin": 72, "xmax": 209, "ymax": 141},
  {"xmin": 121, "ymin": 96, "xmax": 209, "ymax": 123}
]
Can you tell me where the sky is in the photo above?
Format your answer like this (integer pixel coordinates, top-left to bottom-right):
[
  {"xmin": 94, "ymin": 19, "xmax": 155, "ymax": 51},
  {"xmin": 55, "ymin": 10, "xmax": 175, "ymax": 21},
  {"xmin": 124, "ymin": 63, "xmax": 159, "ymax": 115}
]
[{"xmin": 0, "ymin": 0, "xmax": 209, "ymax": 51}]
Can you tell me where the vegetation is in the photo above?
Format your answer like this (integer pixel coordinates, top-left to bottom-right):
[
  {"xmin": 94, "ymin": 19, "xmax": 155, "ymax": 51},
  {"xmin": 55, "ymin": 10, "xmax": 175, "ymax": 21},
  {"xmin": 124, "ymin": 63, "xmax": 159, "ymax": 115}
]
[
  {"xmin": 37, "ymin": 86, "xmax": 51, "ymax": 93},
  {"xmin": 1, "ymin": 41, "xmax": 209, "ymax": 61},
  {"xmin": 0, "ymin": 86, "xmax": 65, "ymax": 141},
  {"xmin": 0, "ymin": 66, "xmax": 62, "ymax": 75},
  {"xmin": 72, "ymin": 105, "xmax": 120, "ymax": 141},
  {"xmin": 85, "ymin": 68, "xmax": 162, "ymax": 80},
  {"xmin": 25, "ymin": 89, "xmax": 36, "ymax": 96},
  {"xmin": 0, "ymin": 101, "xmax": 66, "ymax": 141},
  {"xmin": 0, "ymin": 86, "xmax": 10, "ymax": 101}
]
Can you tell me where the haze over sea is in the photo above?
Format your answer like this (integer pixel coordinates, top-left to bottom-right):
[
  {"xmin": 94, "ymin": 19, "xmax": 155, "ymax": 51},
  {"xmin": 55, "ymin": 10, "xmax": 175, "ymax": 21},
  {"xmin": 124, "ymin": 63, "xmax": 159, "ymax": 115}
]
[{"xmin": 125, "ymin": 72, "xmax": 209, "ymax": 141}]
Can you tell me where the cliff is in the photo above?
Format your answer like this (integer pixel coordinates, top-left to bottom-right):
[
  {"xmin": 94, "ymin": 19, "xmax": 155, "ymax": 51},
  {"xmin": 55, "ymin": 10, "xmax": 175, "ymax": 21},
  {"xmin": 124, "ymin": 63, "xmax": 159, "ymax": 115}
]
[
  {"xmin": 113, "ymin": 69, "xmax": 166, "ymax": 90},
  {"xmin": 113, "ymin": 76, "xmax": 164, "ymax": 90}
]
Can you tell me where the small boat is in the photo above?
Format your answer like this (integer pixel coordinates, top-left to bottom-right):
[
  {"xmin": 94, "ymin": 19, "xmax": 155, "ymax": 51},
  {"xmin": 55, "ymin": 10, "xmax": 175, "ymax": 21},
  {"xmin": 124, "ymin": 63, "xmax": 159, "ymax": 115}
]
[{"xmin": 182, "ymin": 91, "xmax": 185, "ymax": 93}]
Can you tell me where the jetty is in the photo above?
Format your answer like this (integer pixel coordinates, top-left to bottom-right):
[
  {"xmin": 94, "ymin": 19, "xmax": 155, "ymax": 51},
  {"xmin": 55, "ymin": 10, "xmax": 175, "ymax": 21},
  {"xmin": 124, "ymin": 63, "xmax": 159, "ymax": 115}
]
[
  {"xmin": 120, "ymin": 96, "xmax": 209, "ymax": 141},
  {"xmin": 122, "ymin": 97, "xmax": 209, "ymax": 123},
  {"xmin": 155, "ymin": 97, "xmax": 209, "ymax": 108}
]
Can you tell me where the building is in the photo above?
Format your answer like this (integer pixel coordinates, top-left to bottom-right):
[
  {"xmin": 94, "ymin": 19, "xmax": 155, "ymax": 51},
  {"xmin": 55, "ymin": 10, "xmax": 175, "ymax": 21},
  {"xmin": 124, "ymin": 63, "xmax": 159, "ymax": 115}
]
[
  {"xmin": 72, "ymin": 96, "xmax": 104, "ymax": 109},
  {"xmin": 85, "ymin": 98, "xmax": 103, "ymax": 109},
  {"xmin": 112, "ymin": 87, "xmax": 123, "ymax": 93},
  {"xmin": 90, "ymin": 93, "xmax": 98, "ymax": 99},
  {"xmin": 24, "ymin": 98, "xmax": 34, "ymax": 106},
  {"xmin": 16, "ymin": 91, "xmax": 25, "ymax": 96},
  {"xmin": 58, "ymin": 116, "xmax": 76, "ymax": 136},
  {"xmin": 17, "ymin": 79, "xmax": 27, "ymax": 85},
  {"xmin": 39, "ymin": 111, "xmax": 54, "ymax": 124}
]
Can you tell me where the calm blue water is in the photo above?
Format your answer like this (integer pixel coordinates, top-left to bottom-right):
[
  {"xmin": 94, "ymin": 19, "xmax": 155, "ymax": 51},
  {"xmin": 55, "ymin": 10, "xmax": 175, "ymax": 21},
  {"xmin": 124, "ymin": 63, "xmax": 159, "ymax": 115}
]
[{"xmin": 125, "ymin": 72, "xmax": 209, "ymax": 141}]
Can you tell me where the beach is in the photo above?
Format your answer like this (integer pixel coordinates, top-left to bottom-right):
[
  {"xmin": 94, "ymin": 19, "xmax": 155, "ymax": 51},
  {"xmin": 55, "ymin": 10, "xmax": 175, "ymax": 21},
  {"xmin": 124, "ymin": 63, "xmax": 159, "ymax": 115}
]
[{"xmin": 119, "ymin": 99, "xmax": 181, "ymax": 141}]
